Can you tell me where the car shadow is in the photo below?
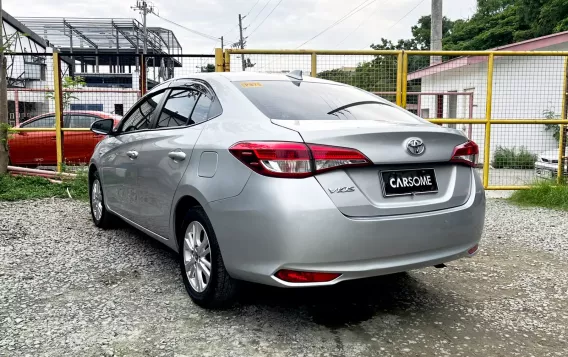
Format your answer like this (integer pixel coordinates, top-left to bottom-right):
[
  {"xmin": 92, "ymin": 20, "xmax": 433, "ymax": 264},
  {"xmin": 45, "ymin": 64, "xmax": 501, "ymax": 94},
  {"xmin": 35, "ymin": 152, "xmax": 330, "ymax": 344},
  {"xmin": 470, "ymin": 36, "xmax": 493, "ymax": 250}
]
[{"xmin": 235, "ymin": 272, "xmax": 438, "ymax": 328}]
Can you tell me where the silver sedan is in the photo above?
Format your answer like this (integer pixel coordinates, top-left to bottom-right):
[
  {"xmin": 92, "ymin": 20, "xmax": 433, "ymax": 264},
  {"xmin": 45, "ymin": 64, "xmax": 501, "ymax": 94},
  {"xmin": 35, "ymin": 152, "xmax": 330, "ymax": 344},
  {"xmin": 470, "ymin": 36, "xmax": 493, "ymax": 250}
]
[{"xmin": 88, "ymin": 72, "xmax": 486, "ymax": 308}]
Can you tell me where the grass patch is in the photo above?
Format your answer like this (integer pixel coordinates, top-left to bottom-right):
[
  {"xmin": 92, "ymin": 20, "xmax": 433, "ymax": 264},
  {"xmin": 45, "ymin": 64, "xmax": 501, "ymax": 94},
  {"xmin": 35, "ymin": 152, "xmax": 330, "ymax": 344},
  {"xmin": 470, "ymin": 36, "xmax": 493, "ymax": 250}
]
[
  {"xmin": 0, "ymin": 173, "xmax": 89, "ymax": 201},
  {"xmin": 510, "ymin": 181, "xmax": 568, "ymax": 211},
  {"xmin": 492, "ymin": 146, "xmax": 537, "ymax": 169}
]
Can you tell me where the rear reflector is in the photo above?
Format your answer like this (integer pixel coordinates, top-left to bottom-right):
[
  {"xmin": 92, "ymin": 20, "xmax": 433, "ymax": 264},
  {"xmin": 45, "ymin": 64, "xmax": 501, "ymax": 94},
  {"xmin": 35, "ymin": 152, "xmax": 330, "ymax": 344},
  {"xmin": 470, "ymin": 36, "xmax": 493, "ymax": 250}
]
[
  {"xmin": 451, "ymin": 141, "xmax": 479, "ymax": 167},
  {"xmin": 468, "ymin": 244, "xmax": 479, "ymax": 255},
  {"xmin": 275, "ymin": 269, "xmax": 341, "ymax": 283},
  {"xmin": 229, "ymin": 141, "xmax": 371, "ymax": 178}
]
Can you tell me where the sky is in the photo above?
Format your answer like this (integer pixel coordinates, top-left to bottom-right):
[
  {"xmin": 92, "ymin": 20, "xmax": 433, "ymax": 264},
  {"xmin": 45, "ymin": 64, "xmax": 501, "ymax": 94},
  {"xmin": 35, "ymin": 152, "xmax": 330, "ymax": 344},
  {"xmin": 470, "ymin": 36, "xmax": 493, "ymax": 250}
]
[{"xmin": 3, "ymin": 0, "xmax": 478, "ymax": 54}]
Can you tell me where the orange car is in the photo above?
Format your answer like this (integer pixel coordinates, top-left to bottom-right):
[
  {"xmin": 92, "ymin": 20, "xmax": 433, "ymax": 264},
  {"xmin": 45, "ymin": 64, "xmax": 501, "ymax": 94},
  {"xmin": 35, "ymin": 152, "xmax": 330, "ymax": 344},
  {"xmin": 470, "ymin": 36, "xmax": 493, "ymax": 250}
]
[{"xmin": 9, "ymin": 111, "xmax": 122, "ymax": 166}]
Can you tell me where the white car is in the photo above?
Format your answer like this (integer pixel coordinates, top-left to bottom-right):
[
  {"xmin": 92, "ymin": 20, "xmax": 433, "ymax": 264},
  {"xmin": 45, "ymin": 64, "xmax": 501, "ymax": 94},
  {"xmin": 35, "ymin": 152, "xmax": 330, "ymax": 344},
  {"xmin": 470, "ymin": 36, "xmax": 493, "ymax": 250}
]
[{"xmin": 535, "ymin": 150, "xmax": 567, "ymax": 179}]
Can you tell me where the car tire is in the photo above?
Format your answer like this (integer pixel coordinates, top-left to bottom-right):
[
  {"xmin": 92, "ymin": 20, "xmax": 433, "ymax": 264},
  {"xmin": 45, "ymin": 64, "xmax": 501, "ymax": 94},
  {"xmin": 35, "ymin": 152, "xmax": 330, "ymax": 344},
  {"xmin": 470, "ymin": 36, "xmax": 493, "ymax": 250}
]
[
  {"xmin": 179, "ymin": 207, "xmax": 238, "ymax": 308},
  {"xmin": 89, "ymin": 170, "xmax": 115, "ymax": 229}
]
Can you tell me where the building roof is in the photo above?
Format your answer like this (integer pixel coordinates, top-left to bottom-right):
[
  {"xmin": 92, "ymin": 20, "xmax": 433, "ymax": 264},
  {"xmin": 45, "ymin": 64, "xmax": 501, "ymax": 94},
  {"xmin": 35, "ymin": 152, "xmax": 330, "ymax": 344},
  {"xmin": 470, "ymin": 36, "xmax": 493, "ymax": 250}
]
[
  {"xmin": 2, "ymin": 10, "xmax": 48, "ymax": 48},
  {"xmin": 408, "ymin": 30, "xmax": 568, "ymax": 80},
  {"xmin": 15, "ymin": 17, "xmax": 182, "ymax": 56}
]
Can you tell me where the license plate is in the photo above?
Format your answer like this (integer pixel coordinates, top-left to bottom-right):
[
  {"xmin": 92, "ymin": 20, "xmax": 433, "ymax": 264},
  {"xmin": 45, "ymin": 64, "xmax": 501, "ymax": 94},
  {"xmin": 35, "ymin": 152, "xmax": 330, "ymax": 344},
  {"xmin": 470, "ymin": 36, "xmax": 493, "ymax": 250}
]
[
  {"xmin": 536, "ymin": 169, "xmax": 553, "ymax": 178},
  {"xmin": 380, "ymin": 168, "xmax": 438, "ymax": 197}
]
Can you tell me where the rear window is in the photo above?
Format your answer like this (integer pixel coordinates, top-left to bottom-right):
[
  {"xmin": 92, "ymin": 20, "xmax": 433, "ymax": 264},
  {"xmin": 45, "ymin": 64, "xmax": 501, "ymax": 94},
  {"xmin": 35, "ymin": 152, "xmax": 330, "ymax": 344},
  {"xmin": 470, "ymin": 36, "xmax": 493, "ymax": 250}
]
[{"xmin": 235, "ymin": 80, "xmax": 419, "ymax": 123}]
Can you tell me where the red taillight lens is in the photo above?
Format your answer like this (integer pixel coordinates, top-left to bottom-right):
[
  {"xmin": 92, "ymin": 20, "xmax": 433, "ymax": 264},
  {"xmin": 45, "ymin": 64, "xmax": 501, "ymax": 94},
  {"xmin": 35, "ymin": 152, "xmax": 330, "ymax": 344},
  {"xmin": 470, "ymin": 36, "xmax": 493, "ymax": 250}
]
[
  {"xmin": 308, "ymin": 144, "xmax": 371, "ymax": 173},
  {"xmin": 229, "ymin": 141, "xmax": 371, "ymax": 178},
  {"xmin": 275, "ymin": 269, "xmax": 341, "ymax": 283},
  {"xmin": 451, "ymin": 141, "xmax": 479, "ymax": 167}
]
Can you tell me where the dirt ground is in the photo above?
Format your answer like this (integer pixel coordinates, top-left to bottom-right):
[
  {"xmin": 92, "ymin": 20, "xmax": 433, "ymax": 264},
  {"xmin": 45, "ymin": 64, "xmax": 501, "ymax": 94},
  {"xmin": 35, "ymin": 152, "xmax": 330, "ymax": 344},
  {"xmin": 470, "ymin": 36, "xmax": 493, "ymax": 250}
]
[{"xmin": 1, "ymin": 198, "xmax": 567, "ymax": 357}]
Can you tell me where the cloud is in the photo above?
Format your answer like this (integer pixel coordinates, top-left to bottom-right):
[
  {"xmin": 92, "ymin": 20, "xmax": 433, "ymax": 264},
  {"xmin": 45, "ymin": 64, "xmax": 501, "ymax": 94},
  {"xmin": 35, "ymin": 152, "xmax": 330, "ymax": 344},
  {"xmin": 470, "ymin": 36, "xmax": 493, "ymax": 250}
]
[{"xmin": 4, "ymin": 0, "xmax": 476, "ymax": 53}]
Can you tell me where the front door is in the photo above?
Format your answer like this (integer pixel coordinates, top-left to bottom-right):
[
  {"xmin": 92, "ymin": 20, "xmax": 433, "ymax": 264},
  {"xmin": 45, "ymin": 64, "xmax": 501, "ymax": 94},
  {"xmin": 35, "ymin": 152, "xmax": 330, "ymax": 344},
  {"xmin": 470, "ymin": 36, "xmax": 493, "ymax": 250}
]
[
  {"xmin": 135, "ymin": 85, "xmax": 219, "ymax": 238},
  {"xmin": 100, "ymin": 90, "xmax": 167, "ymax": 221}
]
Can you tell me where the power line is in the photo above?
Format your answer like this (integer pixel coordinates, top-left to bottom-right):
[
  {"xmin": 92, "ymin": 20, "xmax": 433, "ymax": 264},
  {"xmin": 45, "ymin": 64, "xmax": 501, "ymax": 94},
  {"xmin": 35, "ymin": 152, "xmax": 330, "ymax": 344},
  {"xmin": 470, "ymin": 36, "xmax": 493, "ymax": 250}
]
[
  {"xmin": 358, "ymin": 0, "xmax": 427, "ymax": 50},
  {"xmin": 335, "ymin": 0, "xmax": 385, "ymax": 48},
  {"xmin": 245, "ymin": 0, "xmax": 262, "ymax": 17},
  {"xmin": 296, "ymin": 0, "xmax": 376, "ymax": 49},
  {"xmin": 246, "ymin": 0, "xmax": 273, "ymax": 28},
  {"xmin": 152, "ymin": 13, "xmax": 220, "ymax": 42},
  {"xmin": 247, "ymin": 0, "xmax": 285, "ymax": 38},
  {"xmin": 386, "ymin": 0, "xmax": 427, "ymax": 32}
]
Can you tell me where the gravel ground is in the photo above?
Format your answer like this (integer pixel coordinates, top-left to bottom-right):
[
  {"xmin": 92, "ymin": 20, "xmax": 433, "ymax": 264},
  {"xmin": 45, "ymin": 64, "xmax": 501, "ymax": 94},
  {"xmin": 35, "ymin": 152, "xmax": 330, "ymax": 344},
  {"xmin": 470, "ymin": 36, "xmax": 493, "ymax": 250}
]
[{"xmin": 1, "ymin": 198, "xmax": 567, "ymax": 357}]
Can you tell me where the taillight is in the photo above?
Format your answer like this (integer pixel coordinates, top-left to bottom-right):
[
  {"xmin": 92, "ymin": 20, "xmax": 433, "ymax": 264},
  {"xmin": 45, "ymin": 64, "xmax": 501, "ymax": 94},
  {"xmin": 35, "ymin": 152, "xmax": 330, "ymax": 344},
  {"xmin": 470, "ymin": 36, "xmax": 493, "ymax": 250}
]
[
  {"xmin": 229, "ymin": 141, "xmax": 371, "ymax": 178},
  {"xmin": 451, "ymin": 141, "xmax": 479, "ymax": 167}
]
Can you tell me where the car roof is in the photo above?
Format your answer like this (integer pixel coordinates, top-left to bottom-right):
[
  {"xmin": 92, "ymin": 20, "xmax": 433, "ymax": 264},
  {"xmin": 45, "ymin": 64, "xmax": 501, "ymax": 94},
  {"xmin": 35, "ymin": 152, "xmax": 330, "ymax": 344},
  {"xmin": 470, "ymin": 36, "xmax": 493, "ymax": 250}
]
[
  {"xmin": 17, "ymin": 111, "xmax": 121, "ymax": 127},
  {"xmin": 164, "ymin": 72, "xmax": 342, "ymax": 85}
]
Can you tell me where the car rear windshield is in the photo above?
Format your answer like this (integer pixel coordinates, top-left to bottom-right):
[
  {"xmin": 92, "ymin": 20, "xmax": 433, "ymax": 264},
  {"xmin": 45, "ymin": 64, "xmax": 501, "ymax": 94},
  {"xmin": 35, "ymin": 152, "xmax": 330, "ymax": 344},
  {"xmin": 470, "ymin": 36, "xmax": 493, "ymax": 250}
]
[{"xmin": 234, "ymin": 80, "xmax": 420, "ymax": 123}]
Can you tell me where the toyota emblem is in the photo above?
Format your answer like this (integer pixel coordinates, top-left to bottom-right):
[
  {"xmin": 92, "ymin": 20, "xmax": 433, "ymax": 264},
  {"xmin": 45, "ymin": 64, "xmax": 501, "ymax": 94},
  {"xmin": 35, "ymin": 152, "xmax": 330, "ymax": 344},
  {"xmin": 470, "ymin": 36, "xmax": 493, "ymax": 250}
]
[{"xmin": 406, "ymin": 138, "xmax": 425, "ymax": 156}]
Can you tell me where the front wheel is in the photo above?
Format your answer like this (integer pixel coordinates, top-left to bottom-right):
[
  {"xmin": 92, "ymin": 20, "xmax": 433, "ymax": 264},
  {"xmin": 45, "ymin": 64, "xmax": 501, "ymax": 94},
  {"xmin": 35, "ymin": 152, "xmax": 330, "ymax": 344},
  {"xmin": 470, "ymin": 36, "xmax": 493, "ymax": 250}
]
[{"xmin": 179, "ymin": 207, "xmax": 238, "ymax": 308}]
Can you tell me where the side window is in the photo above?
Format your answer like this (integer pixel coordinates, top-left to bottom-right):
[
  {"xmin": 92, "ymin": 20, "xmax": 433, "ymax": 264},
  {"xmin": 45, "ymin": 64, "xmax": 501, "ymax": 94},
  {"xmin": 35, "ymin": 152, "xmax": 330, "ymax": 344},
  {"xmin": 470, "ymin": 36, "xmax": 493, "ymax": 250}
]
[
  {"xmin": 67, "ymin": 115, "xmax": 99, "ymax": 128},
  {"xmin": 120, "ymin": 91, "xmax": 165, "ymax": 133},
  {"xmin": 190, "ymin": 94, "xmax": 213, "ymax": 125},
  {"xmin": 21, "ymin": 115, "xmax": 55, "ymax": 128},
  {"xmin": 156, "ymin": 89, "xmax": 199, "ymax": 128}
]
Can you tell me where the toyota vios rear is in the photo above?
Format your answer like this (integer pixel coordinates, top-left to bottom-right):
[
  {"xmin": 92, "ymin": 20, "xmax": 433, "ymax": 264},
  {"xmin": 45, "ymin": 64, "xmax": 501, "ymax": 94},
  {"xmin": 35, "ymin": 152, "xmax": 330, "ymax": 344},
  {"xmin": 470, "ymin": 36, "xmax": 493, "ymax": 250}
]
[
  {"xmin": 88, "ymin": 72, "xmax": 485, "ymax": 308},
  {"xmin": 208, "ymin": 76, "xmax": 485, "ymax": 294}
]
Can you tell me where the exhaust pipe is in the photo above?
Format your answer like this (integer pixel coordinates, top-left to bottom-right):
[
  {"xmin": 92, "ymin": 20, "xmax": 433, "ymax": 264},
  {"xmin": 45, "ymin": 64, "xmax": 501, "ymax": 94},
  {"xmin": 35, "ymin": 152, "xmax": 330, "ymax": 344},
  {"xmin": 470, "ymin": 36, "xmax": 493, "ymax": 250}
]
[{"xmin": 434, "ymin": 263, "xmax": 446, "ymax": 269}]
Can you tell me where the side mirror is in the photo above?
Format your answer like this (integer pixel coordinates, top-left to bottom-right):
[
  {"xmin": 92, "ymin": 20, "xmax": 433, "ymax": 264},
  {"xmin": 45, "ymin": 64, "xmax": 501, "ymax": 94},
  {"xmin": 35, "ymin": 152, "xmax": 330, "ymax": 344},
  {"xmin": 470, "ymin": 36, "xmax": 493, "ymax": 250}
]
[{"xmin": 90, "ymin": 119, "xmax": 115, "ymax": 136}]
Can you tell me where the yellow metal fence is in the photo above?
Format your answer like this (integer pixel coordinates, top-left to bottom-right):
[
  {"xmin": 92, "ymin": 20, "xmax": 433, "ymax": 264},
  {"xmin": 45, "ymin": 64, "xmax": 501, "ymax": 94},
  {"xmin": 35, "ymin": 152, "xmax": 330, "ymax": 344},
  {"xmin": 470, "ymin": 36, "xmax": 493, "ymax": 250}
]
[
  {"xmin": 218, "ymin": 48, "xmax": 568, "ymax": 190},
  {"xmin": 8, "ymin": 49, "xmax": 568, "ymax": 191}
]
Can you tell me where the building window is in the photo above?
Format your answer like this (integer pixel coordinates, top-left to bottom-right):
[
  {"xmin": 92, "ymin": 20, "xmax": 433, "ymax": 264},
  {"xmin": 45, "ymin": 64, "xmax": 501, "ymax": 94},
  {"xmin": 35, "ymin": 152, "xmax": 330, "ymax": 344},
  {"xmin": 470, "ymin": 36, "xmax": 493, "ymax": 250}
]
[
  {"xmin": 70, "ymin": 104, "xmax": 104, "ymax": 111},
  {"xmin": 114, "ymin": 104, "xmax": 124, "ymax": 116}
]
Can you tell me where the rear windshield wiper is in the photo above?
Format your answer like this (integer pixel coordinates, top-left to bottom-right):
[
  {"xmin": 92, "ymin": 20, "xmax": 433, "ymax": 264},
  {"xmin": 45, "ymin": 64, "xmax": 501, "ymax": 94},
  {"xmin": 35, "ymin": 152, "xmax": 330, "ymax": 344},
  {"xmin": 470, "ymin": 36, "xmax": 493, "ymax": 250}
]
[{"xmin": 327, "ymin": 101, "xmax": 389, "ymax": 115}]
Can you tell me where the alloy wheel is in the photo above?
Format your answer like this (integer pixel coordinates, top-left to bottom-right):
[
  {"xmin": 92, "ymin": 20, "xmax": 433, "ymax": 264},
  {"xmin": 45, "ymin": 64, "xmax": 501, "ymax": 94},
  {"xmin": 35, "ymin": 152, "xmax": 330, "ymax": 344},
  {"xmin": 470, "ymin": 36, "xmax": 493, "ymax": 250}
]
[
  {"xmin": 183, "ymin": 221, "xmax": 212, "ymax": 293},
  {"xmin": 91, "ymin": 179, "xmax": 103, "ymax": 221}
]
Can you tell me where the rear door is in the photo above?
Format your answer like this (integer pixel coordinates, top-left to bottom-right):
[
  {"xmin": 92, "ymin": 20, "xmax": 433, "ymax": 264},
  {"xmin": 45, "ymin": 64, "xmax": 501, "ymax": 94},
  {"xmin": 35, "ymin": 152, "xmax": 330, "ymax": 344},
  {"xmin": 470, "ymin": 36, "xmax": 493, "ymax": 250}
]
[
  {"xmin": 9, "ymin": 115, "xmax": 56, "ymax": 166},
  {"xmin": 135, "ymin": 83, "xmax": 221, "ymax": 238},
  {"xmin": 100, "ymin": 90, "xmax": 167, "ymax": 220},
  {"xmin": 235, "ymin": 80, "xmax": 473, "ymax": 217}
]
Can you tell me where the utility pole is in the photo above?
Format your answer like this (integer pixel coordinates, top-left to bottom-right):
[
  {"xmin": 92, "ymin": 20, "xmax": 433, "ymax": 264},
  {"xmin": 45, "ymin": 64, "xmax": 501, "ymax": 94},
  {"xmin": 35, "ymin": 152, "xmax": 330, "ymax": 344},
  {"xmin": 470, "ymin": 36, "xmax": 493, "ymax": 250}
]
[
  {"xmin": 238, "ymin": 14, "xmax": 246, "ymax": 71},
  {"xmin": 221, "ymin": 36, "xmax": 224, "ymax": 51},
  {"xmin": 132, "ymin": 0, "xmax": 155, "ymax": 55},
  {"xmin": 430, "ymin": 0, "xmax": 443, "ymax": 65},
  {"xmin": 0, "ymin": 0, "xmax": 9, "ymax": 174}
]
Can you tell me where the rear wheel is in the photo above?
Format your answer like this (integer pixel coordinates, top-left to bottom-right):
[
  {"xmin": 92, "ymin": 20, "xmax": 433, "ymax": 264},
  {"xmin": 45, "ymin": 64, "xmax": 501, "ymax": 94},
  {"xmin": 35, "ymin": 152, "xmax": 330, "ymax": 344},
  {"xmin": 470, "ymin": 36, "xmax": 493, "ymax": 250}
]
[
  {"xmin": 179, "ymin": 207, "xmax": 238, "ymax": 308},
  {"xmin": 90, "ymin": 170, "xmax": 115, "ymax": 229}
]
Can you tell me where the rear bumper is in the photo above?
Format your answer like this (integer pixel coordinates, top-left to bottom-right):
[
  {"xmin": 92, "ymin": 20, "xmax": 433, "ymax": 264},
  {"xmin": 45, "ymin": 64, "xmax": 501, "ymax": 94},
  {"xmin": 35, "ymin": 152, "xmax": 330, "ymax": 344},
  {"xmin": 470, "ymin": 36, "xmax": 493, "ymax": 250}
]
[{"xmin": 208, "ymin": 170, "xmax": 485, "ymax": 287}]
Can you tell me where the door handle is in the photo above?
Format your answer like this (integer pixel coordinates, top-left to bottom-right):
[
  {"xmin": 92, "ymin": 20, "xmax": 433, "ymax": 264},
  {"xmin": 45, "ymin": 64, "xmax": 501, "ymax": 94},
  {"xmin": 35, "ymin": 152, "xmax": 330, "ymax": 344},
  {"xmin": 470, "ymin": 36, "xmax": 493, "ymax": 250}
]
[
  {"xmin": 168, "ymin": 150, "xmax": 186, "ymax": 162},
  {"xmin": 126, "ymin": 150, "xmax": 139, "ymax": 159}
]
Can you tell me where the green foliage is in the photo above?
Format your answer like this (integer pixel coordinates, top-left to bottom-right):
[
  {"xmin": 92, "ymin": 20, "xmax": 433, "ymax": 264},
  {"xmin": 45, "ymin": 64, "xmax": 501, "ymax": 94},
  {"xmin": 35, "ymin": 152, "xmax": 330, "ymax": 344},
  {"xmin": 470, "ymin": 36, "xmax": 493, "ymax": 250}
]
[
  {"xmin": 45, "ymin": 76, "xmax": 86, "ymax": 109},
  {"xmin": 0, "ymin": 173, "xmax": 89, "ymax": 201},
  {"xmin": 510, "ymin": 181, "xmax": 568, "ymax": 211},
  {"xmin": 492, "ymin": 146, "xmax": 537, "ymax": 169},
  {"xmin": 543, "ymin": 109, "xmax": 561, "ymax": 142},
  {"xmin": 200, "ymin": 64, "xmax": 216, "ymax": 73}
]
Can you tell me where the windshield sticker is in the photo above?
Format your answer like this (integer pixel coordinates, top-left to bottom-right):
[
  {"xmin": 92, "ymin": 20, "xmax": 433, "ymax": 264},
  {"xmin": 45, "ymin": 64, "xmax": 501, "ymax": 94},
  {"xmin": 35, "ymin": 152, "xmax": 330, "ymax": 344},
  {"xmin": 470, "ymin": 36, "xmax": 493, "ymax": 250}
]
[{"xmin": 240, "ymin": 82, "xmax": 263, "ymax": 88}]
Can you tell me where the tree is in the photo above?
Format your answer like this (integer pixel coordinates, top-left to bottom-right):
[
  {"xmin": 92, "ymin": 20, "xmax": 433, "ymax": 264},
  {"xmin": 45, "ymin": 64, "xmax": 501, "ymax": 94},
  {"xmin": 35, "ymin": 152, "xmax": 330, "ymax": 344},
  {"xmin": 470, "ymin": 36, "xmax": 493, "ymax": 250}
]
[
  {"xmin": 45, "ymin": 76, "xmax": 86, "ymax": 109},
  {"xmin": 200, "ymin": 64, "xmax": 215, "ymax": 72},
  {"xmin": 0, "ymin": 32, "xmax": 27, "ymax": 174}
]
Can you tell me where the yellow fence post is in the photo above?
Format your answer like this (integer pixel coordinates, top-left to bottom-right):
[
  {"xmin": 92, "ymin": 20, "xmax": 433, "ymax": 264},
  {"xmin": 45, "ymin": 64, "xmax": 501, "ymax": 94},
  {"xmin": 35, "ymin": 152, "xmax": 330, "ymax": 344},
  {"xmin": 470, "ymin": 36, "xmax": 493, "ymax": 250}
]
[
  {"xmin": 558, "ymin": 57, "xmax": 568, "ymax": 184},
  {"xmin": 396, "ymin": 52, "xmax": 403, "ymax": 106},
  {"xmin": 483, "ymin": 54, "xmax": 495, "ymax": 189},
  {"xmin": 224, "ymin": 49, "xmax": 231, "ymax": 72},
  {"xmin": 53, "ymin": 52, "xmax": 64, "ymax": 173},
  {"xmin": 311, "ymin": 52, "xmax": 317, "ymax": 78},
  {"xmin": 401, "ymin": 52, "xmax": 408, "ymax": 109},
  {"xmin": 215, "ymin": 48, "xmax": 224, "ymax": 72}
]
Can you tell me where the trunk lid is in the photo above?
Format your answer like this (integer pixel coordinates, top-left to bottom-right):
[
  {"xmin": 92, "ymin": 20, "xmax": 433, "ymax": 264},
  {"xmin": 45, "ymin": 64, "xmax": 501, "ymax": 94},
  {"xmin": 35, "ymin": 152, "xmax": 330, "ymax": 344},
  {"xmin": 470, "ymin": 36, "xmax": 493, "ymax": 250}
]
[{"xmin": 273, "ymin": 119, "xmax": 474, "ymax": 217}]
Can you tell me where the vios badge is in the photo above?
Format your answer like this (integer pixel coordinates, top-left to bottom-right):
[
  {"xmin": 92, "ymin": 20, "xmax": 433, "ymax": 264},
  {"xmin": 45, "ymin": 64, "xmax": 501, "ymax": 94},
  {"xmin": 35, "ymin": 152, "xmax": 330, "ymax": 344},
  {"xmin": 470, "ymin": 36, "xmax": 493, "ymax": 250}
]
[{"xmin": 406, "ymin": 138, "xmax": 425, "ymax": 156}]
